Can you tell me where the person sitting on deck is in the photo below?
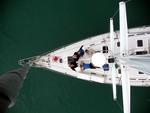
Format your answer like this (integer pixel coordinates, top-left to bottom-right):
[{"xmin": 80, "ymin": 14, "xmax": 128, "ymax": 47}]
[
  {"xmin": 68, "ymin": 45, "xmax": 85, "ymax": 71},
  {"xmin": 73, "ymin": 45, "xmax": 84, "ymax": 61}
]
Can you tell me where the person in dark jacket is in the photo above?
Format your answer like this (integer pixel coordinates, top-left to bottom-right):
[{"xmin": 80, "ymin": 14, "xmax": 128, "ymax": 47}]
[
  {"xmin": 0, "ymin": 65, "xmax": 30, "ymax": 113},
  {"xmin": 68, "ymin": 45, "xmax": 85, "ymax": 71},
  {"xmin": 73, "ymin": 45, "xmax": 84, "ymax": 61},
  {"xmin": 68, "ymin": 62, "xmax": 78, "ymax": 71}
]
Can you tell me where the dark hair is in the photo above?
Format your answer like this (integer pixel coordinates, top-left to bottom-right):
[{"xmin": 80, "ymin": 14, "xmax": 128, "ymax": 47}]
[{"xmin": 73, "ymin": 52, "xmax": 78, "ymax": 55}]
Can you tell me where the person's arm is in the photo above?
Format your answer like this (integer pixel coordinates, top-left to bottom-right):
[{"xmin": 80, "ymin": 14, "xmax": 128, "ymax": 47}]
[{"xmin": 79, "ymin": 45, "xmax": 83, "ymax": 51}]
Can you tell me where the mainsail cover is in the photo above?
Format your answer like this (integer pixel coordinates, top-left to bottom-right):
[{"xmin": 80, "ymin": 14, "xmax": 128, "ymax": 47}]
[{"xmin": 119, "ymin": 55, "xmax": 150, "ymax": 75}]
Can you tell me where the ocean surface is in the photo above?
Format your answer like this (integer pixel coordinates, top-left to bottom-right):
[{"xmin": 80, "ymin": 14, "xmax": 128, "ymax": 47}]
[{"xmin": 0, "ymin": 0, "xmax": 150, "ymax": 113}]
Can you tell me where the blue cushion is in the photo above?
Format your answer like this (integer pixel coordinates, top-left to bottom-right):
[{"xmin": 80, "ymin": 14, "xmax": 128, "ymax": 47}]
[
  {"xmin": 102, "ymin": 64, "xmax": 109, "ymax": 71},
  {"xmin": 83, "ymin": 64, "xmax": 90, "ymax": 70}
]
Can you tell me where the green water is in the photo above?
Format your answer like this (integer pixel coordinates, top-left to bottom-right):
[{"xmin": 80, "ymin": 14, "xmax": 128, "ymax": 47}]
[{"xmin": 0, "ymin": 0, "xmax": 150, "ymax": 113}]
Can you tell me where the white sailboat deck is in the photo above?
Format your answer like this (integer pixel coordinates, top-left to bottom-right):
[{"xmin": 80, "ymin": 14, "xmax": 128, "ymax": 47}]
[{"xmin": 30, "ymin": 26, "xmax": 150, "ymax": 87}]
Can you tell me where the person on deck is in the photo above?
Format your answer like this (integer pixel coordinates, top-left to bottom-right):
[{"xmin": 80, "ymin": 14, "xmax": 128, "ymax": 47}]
[
  {"xmin": 68, "ymin": 45, "xmax": 85, "ymax": 71},
  {"xmin": 68, "ymin": 62, "xmax": 78, "ymax": 71},
  {"xmin": 0, "ymin": 65, "xmax": 30, "ymax": 113},
  {"xmin": 73, "ymin": 45, "xmax": 84, "ymax": 61}
]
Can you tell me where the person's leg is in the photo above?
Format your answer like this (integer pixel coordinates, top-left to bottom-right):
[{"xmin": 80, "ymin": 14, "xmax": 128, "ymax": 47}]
[
  {"xmin": 0, "ymin": 96, "xmax": 10, "ymax": 113},
  {"xmin": 0, "ymin": 65, "xmax": 30, "ymax": 108},
  {"xmin": 89, "ymin": 63, "xmax": 96, "ymax": 69},
  {"xmin": 13, "ymin": 65, "xmax": 30, "ymax": 80}
]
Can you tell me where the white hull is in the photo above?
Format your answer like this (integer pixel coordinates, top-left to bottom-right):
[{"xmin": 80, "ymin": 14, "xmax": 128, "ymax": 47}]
[{"xmin": 19, "ymin": 26, "xmax": 150, "ymax": 87}]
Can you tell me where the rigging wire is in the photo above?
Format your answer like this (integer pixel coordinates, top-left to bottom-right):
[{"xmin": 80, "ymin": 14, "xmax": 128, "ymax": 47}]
[
  {"xmin": 111, "ymin": 0, "xmax": 133, "ymax": 19},
  {"xmin": 112, "ymin": 9, "xmax": 119, "ymax": 19},
  {"xmin": 125, "ymin": 0, "xmax": 132, "ymax": 3},
  {"xmin": 115, "ymin": 101, "xmax": 123, "ymax": 112}
]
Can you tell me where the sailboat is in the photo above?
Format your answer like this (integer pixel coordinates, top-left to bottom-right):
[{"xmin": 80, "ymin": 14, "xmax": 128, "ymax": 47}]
[{"xmin": 19, "ymin": 1, "xmax": 150, "ymax": 113}]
